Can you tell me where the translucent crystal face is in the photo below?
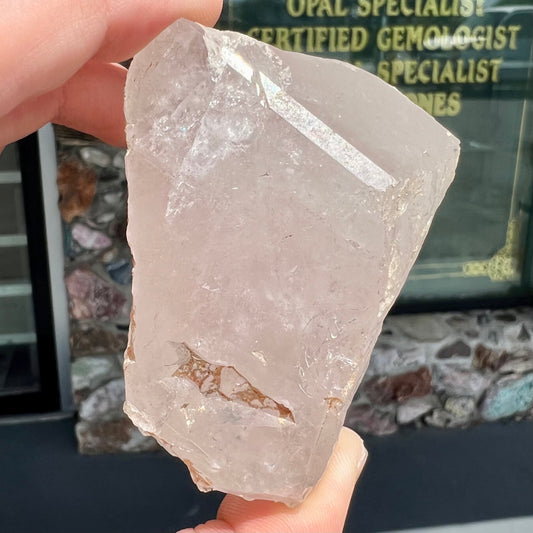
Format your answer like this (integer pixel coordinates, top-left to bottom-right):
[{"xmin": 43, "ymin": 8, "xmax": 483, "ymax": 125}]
[{"xmin": 123, "ymin": 19, "xmax": 460, "ymax": 505}]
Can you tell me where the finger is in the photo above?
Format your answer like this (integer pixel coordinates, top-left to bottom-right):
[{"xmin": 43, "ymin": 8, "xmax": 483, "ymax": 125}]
[
  {"xmin": 218, "ymin": 427, "xmax": 366, "ymax": 533},
  {"xmin": 0, "ymin": 61, "xmax": 127, "ymax": 148},
  {"xmin": 0, "ymin": 0, "xmax": 222, "ymax": 117},
  {"xmin": 178, "ymin": 519, "xmax": 234, "ymax": 533},
  {"xmin": 178, "ymin": 427, "xmax": 367, "ymax": 533},
  {"xmin": 94, "ymin": 0, "xmax": 223, "ymax": 62}
]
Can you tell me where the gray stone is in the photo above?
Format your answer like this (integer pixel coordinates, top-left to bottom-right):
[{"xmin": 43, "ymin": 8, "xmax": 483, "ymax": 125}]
[
  {"xmin": 444, "ymin": 396, "xmax": 476, "ymax": 419},
  {"xmin": 112, "ymin": 151, "xmax": 126, "ymax": 169},
  {"xmin": 105, "ymin": 259, "xmax": 132, "ymax": 286},
  {"xmin": 71, "ymin": 355, "xmax": 123, "ymax": 393},
  {"xmin": 444, "ymin": 313, "xmax": 478, "ymax": 335},
  {"xmin": 94, "ymin": 212, "xmax": 115, "ymax": 225},
  {"xmin": 445, "ymin": 314, "xmax": 470, "ymax": 328},
  {"xmin": 513, "ymin": 347, "xmax": 533, "ymax": 358},
  {"xmin": 397, "ymin": 395, "xmax": 439, "ymax": 425},
  {"xmin": 424, "ymin": 408, "xmax": 472, "ymax": 429},
  {"xmin": 64, "ymin": 228, "xmax": 84, "ymax": 258},
  {"xmin": 85, "ymin": 183, "xmax": 126, "ymax": 229},
  {"xmin": 494, "ymin": 312, "xmax": 517, "ymax": 323},
  {"xmin": 487, "ymin": 330, "xmax": 499, "ymax": 345},
  {"xmin": 80, "ymin": 146, "xmax": 112, "ymax": 167},
  {"xmin": 499, "ymin": 356, "xmax": 533, "ymax": 375},
  {"xmin": 504, "ymin": 323, "xmax": 531, "ymax": 344},
  {"xmin": 78, "ymin": 379, "xmax": 125, "ymax": 422},
  {"xmin": 481, "ymin": 374, "xmax": 533, "ymax": 421},
  {"xmin": 477, "ymin": 313, "xmax": 491, "ymax": 326},
  {"xmin": 433, "ymin": 364, "xmax": 491, "ymax": 400},
  {"xmin": 100, "ymin": 246, "xmax": 121, "ymax": 264},
  {"xmin": 518, "ymin": 325, "xmax": 531, "ymax": 342},
  {"xmin": 389, "ymin": 314, "xmax": 449, "ymax": 342},
  {"xmin": 368, "ymin": 346, "xmax": 400, "ymax": 376},
  {"xmin": 369, "ymin": 345, "xmax": 426, "ymax": 376},
  {"xmin": 103, "ymin": 191, "xmax": 125, "ymax": 205},
  {"xmin": 436, "ymin": 340, "xmax": 471, "ymax": 359}
]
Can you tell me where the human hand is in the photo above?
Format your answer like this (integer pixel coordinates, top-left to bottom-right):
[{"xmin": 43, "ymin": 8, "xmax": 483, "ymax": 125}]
[
  {"xmin": 0, "ymin": 0, "xmax": 222, "ymax": 150},
  {"xmin": 178, "ymin": 427, "xmax": 367, "ymax": 533}
]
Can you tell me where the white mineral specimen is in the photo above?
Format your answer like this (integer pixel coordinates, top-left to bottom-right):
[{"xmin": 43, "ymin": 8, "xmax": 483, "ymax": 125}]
[{"xmin": 123, "ymin": 19, "xmax": 460, "ymax": 505}]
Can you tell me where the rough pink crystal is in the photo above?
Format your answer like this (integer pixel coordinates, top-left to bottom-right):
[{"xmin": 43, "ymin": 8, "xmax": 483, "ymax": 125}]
[{"xmin": 123, "ymin": 20, "xmax": 460, "ymax": 505}]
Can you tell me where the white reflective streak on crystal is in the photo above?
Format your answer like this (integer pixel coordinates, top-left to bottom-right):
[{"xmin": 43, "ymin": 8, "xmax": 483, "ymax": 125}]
[
  {"xmin": 222, "ymin": 49, "xmax": 396, "ymax": 191},
  {"xmin": 222, "ymin": 49, "xmax": 253, "ymax": 82},
  {"xmin": 258, "ymin": 73, "xmax": 396, "ymax": 191}
]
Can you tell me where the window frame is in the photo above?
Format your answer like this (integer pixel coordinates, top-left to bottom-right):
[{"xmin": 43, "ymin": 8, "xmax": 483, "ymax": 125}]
[{"xmin": 0, "ymin": 127, "xmax": 72, "ymax": 416}]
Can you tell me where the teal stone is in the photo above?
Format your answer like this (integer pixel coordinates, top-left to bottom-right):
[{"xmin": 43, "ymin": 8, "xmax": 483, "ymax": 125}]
[{"xmin": 481, "ymin": 374, "xmax": 533, "ymax": 421}]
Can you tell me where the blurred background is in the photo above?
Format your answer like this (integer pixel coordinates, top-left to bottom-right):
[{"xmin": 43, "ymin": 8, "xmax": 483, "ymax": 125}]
[{"xmin": 1, "ymin": 1, "xmax": 532, "ymax": 531}]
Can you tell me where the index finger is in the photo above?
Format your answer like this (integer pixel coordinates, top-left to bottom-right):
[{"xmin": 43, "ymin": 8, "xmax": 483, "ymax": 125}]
[{"xmin": 0, "ymin": 0, "xmax": 222, "ymax": 117}]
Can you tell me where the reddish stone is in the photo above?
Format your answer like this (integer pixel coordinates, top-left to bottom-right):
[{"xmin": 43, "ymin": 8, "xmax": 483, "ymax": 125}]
[
  {"xmin": 76, "ymin": 417, "xmax": 158, "ymax": 454},
  {"xmin": 57, "ymin": 158, "xmax": 97, "ymax": 222},
  {"xmin": 65, "ymin": 268, "xmax": 128, "ymax": 320},
  {"xmin": 344, "ymin": 403, "xmax": 397, "ymax": 436},
  {"xmin": 364, "ymin": 366, "xmax": 432, "ymax": 404},
  {"xmin": 70, "ymin": 325, "xmax": 128, "ymax": 358},
  {"xmin": 474, "ymin": 345, "xmax": 510, "ymax": 371}
]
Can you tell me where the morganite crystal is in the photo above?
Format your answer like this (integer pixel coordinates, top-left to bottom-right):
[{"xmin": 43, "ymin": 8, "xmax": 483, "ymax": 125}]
[{"xmin": 123, "ymin": 19, "xmax": 460, "ymax": 504}]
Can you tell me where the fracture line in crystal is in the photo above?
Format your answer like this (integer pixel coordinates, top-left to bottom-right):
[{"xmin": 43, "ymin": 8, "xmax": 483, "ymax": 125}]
[{"xmin": 223, "ymin": 49, "xmax": 397, "ymax": 191}]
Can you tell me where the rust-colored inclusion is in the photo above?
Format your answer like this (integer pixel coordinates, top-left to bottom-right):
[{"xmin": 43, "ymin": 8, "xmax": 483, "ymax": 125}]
[
  {"xmin": 174, "ymin": 345, "xmax": 294, "ymax": 422},
  {"xmin": 125, "ymin": 313, "xmax": 136, "ymax": 361},
  {"xmin": 124, "ymin": 345, "xmax": 135, "ymax": 362},
  {"xmin": 183, "ymin": 459, "xmax": 213, "ymax": 490},
  {"xmin": 325, "ymin": 397, "xmax": 343, "ymax": 412}
]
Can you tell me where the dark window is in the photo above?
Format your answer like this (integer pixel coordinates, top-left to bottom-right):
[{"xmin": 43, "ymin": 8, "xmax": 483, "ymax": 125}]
[{"xmin": 0, "ymin": 136, "xmax": 60, "ymax": 415}]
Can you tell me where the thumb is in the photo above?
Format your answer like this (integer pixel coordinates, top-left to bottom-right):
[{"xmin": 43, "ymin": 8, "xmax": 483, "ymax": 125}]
[{"xmin": 179, "ymin": 427, "xmax": 367, "ymax": 533}]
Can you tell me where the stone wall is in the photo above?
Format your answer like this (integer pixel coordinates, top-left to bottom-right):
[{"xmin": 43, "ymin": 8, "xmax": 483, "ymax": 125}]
[
  {"xmin": 56, "ymin": 132, "xmax": 533, "ymax": 453},
  {"xmin": 346, "ymin": 309, "xmax": 533, "ymax": 435},
  {"xmin": 56, "ymin": 131, "xmax": 157, "ymax": 453}
]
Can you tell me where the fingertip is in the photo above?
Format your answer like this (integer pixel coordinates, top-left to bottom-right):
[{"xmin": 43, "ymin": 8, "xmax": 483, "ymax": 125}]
[
  {"xmin": 339, "ymin": 426, "xmax": 368, "ymax": 471},
  {"xmin": 198, "ymin": 0, "xmax": 224, "ymax": 27},
  {"xmin": 215, "ymin": 428, "xmax": 366, "ymax": 533},
  {"xmin": 95, "ymin": 0, "xmax": 224, "ymax": 62}
]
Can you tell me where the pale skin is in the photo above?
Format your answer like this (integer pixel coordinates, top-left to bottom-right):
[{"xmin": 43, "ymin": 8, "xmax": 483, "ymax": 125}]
[{"xmin": 1, "ymin": 1, "xmax": 367, "ymax": 531}]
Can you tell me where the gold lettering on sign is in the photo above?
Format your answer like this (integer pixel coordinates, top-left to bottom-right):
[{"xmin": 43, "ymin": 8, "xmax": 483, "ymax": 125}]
[
  {"xmin": 376, "ymin": 25, "xmax": 521, "ymax": 52},
  {"xmin": 249, "ymin": 0, "xmax": 527, "ymax": 118},
  {"xmin": 287, "ymin": 0, "xmax": 350, "ymax": 17},
  {"xmin": 357, "ymin": 0, "xmax": 485, "ymax": 17},
  {"xmin": 377, "ymin": 58, "xmax": 503, "ymax": 85},
  {"xmin": 247, "ymin": 26, "xmax": 369, "ymax": 53}
]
